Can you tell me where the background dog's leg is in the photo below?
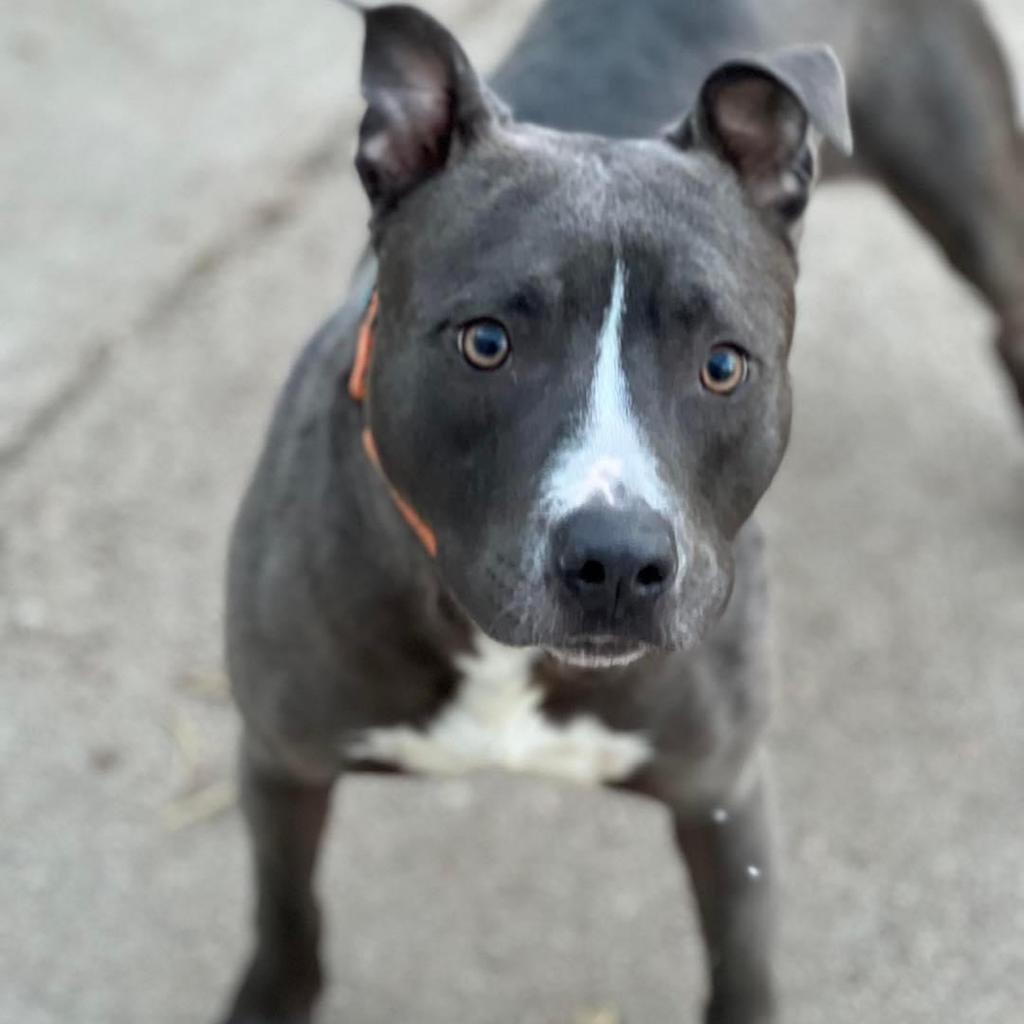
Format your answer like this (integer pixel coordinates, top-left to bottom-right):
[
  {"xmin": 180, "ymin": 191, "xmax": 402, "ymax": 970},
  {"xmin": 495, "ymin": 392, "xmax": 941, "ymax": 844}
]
[
  {"xmin": 671, "ymin": 775, "xmax": 776, "ymax": 1024},
  {"xmin": 221, "ymin": 742, "xmax": 334, "ymax": 1024},
  {"xmin": 848, "ymin": 0, "xmax": 1024, "ymax": 407}
]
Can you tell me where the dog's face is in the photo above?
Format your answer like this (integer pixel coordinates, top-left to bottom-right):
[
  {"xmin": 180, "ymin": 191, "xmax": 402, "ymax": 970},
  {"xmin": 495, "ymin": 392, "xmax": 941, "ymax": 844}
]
[{"xmin": 355, "ymin": 5, "xmax": 851, "ymax": 665}]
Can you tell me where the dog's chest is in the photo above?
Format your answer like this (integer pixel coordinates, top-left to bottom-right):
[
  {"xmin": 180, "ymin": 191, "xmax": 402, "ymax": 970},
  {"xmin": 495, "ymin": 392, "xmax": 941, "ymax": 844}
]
[{"xmin": 351, "ymin": 634, "xmax": 651, "ymax": 784}]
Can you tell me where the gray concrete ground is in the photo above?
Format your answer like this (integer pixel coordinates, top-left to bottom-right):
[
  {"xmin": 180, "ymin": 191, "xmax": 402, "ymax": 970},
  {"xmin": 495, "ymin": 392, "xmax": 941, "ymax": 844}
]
[{"xmin": 1, "ymin": 2, "xmax": 1022, "ymax": 1023}]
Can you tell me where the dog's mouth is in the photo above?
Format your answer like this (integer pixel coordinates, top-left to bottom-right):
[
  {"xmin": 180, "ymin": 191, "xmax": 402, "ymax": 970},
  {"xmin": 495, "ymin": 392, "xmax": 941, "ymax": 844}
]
[{"xmin": 544, "ymin": 636, "xmax": 651, "ymax": 670}]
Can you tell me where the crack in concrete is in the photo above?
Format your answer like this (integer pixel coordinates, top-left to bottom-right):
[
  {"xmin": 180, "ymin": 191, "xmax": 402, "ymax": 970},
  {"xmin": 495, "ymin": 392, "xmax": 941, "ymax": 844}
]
[
  {"xmin": 0, "ymin": 343, "xmax": 112, "ymax": 475},
  {"xmin": 0, "ymin": 120, "xmax": 354, "ymax": 481}
]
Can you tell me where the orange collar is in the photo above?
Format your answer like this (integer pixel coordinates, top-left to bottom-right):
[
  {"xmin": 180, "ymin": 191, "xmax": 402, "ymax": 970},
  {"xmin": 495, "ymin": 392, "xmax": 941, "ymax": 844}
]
[
  {"xmin": 348, "ymin": 291, "xmax": 438, "ymax": 558},
  {"xmin": 347, "ymin": 289, "xmax": 377, "ymax": 403}
]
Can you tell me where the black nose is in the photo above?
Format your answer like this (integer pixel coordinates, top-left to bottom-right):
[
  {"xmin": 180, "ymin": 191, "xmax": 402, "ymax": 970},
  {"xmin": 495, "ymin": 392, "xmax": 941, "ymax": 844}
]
[{"xmin": 553, "ymin": 505, "xmax": 678, "ymax": 619}]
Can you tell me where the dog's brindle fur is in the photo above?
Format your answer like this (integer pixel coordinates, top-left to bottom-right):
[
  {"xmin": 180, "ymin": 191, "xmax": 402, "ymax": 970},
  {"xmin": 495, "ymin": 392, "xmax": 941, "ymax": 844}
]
[{"xmin": 221, "ymin": 2, "xmax": 1023, "ymax": 1022}]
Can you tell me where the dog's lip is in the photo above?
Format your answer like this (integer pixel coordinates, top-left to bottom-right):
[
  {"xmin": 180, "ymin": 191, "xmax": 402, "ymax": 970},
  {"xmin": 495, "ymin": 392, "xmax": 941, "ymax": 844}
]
[{"xmin": 544, "ymin": 637, "xmax": 651, "ymax": 669}]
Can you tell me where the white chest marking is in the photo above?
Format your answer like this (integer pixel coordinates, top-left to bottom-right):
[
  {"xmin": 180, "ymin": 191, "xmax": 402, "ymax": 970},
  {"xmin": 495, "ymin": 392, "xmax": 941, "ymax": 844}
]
[
  {"xmin": 541, "ymin": 259, "xmax": 672, "ymax": 518},
  {"xmin": 351, "ymin": 633, "xmax": 652, "ymax": 785}
]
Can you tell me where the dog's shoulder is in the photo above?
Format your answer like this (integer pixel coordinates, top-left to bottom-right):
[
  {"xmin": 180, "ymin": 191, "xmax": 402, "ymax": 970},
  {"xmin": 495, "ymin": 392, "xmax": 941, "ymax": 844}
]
[{"xmin": 226, "ymin": 255, "xmax": 381, "ymax": 640}]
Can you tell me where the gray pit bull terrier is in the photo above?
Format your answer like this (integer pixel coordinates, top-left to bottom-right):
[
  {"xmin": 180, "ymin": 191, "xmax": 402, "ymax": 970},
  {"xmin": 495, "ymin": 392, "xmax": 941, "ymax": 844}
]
[{"xmin": 220, "ymin": 2, "xmax": 1023, "ymax": 1022}]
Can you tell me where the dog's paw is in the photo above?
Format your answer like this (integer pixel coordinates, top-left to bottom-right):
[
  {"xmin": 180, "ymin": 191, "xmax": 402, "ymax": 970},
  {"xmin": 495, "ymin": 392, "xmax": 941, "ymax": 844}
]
[
  {"xmin": 705, "ymin": 989, "xmax": 777, "ymax": 1024},
  {"xmin": 218, "ymin": 1005, "xmax": 312, "ymax": 1024},
  {"xmin": 219, "ymin": 1017, "xmax": 309, "ymax": 1024},
  {"xmin": 216, "ymin": 964, "xmax": 318, "ymax": 1024}
]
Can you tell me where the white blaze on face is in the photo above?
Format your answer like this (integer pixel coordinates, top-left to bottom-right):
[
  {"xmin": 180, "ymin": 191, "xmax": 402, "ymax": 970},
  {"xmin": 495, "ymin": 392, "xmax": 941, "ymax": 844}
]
[{"xmin": 542, "ymin": 260, "xmax": 672, "ymax": 518}]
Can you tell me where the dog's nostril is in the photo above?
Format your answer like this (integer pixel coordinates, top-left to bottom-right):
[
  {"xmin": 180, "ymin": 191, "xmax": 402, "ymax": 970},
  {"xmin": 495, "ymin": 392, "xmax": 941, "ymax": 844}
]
[
  {"xmin": 636, "ymin": 563, "xmax": 666, "ymax": 589},
  {"xmin": 578, "ymin": 559, "xmax": 606, "ymax": 586}
]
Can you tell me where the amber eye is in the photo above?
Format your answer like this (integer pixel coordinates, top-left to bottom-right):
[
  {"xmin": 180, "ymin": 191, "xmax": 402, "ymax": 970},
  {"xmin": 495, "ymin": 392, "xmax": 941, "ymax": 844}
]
[
  {"xmin": 459, "ymin": 319, "xmax": 511, "ymax": 370},
  {"xmin": 700, "ymin": 344, "xmax": 748, "ymax": 395}
]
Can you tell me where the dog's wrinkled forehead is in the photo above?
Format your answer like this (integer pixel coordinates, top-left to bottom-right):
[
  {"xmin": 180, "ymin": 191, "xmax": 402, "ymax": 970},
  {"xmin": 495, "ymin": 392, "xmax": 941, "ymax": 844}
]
[{"xmin": 379, "ymin": 126, "xmax": 792, "ymax": 334}]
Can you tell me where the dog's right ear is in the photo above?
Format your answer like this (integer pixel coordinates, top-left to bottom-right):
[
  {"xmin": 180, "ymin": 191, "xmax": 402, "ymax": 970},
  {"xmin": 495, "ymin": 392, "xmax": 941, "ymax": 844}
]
[
  {"xmin": 667, "ymin": 45, "xmax": 852, "ymax": 247},
  {"xmin": 350, "ymin": 3, "xmax": 503, "ymax": 211}
]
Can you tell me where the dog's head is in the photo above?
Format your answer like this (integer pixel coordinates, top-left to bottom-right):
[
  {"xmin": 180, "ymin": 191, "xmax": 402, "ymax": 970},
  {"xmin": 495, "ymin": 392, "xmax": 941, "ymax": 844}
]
[{"xmin": 352, "ymin": 4, "xmax": 851, "ymax": 666}]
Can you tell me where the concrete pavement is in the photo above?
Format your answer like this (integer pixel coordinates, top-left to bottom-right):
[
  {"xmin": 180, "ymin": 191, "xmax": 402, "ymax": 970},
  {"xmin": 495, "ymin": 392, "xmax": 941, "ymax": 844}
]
[{"xmin": 1, "ymin": 2, "xmax": 1022, "ymax": 1022}]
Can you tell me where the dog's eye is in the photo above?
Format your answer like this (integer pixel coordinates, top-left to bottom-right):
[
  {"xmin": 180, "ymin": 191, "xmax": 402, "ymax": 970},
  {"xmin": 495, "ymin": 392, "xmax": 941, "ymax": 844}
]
[
  {"xmin": 459, "ymin": 319, "xmax": 511, "ymax": 371},
  {"xmin": 700, "ymin": 344, "xmax": 748, "ymax": 395}
]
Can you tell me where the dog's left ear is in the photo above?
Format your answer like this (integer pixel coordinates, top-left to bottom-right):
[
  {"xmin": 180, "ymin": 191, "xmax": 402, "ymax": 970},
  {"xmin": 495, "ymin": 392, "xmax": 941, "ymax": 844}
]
[
  {"xmin": 668, "ymin": 45, "xmax": 852, "ymax": 245},
  {"xmin": 352, "ymin": 3, "xmax": 505, "ymax": 212}
]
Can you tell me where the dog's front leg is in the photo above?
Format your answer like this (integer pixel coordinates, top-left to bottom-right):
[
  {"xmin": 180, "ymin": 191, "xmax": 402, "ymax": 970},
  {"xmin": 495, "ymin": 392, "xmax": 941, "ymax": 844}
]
[
  {"xmin": 671, "ymin": 772, "xmax": 777, "ymax": 1024},
  {"xmin": 220, "ymin": 740, "xmax": 334, "ymax": 1024}
]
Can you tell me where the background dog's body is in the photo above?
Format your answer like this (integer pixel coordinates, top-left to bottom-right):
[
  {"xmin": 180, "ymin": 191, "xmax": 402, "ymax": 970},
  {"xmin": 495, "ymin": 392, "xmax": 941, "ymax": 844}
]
[
  {"xmin": 222, "ymin": 2, "xmax": 1022, "ymax": 1023},
  {"xmin": 495, "ymin": 0, "xmax": 1024, "ymax": 401}
]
